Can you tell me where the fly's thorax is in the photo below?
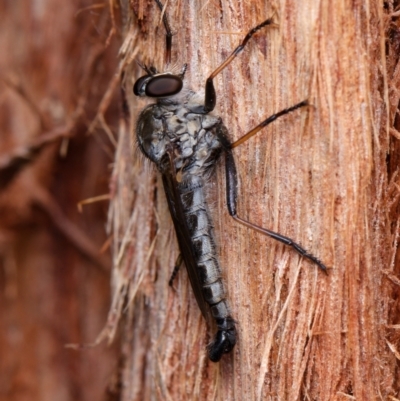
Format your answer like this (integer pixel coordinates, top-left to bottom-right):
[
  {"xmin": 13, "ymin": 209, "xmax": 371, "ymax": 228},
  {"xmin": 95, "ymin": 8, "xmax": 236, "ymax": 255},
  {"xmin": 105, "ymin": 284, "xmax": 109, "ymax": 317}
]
[
  {"xmin": 136, "ymin": 94, "xmax": 224, "ymax": 178},
  {"xmin": 170, "ymin": 112, "xmax": 223, "ymax": 179}
]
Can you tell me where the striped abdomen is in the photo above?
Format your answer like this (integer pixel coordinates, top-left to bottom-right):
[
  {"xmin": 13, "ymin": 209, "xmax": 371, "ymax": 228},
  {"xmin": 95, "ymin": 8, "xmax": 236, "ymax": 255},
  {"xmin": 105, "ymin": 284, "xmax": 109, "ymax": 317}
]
[{"xmin": 177, "ymin": 176, "xmax": 236, "ymax": 361}]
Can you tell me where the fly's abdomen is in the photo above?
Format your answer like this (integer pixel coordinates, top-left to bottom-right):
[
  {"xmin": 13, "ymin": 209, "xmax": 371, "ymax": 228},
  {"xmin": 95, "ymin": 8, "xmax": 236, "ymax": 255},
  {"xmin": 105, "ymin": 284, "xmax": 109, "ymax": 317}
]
[
  {"xmin": 180, "ymin": 180, "xmax": 225, "ymax": 302},
  {"xmin": 179, "ymin": 178, "xmax": 236, "ymax": 361}
]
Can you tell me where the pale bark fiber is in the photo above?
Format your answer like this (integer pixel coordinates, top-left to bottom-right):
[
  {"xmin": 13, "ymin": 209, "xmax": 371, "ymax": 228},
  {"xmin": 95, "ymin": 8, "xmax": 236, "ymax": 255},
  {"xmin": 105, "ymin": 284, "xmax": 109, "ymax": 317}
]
[{"xmin": 108, "ymin": 0, "xmax": 400, "ymax": 399}]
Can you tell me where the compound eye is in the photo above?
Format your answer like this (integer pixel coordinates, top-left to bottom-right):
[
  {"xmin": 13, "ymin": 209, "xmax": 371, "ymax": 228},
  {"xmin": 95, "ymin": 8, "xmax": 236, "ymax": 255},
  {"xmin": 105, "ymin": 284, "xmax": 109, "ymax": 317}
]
[
  {"xmin": 133, "ymin": 75, "xmax": 150, "ymax": 96},
  {"xmin": 145, "ymin": 75, "xmax": 183, "ymax": 97}
]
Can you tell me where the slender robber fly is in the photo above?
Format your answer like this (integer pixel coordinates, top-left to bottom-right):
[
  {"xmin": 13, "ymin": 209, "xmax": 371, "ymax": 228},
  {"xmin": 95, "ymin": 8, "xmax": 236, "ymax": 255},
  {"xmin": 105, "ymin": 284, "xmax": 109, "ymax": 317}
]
[{"xmin": 133, "ymin": 0, "xmax": 327, "ymax": 362}]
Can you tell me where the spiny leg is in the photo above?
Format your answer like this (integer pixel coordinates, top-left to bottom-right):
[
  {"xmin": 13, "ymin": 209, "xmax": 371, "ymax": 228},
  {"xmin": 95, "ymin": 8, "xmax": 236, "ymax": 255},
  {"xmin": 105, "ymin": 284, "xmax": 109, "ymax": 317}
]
[
  {"xmin": 231, "ymin": 214, "xmax": 327, "ymax": 273},
  {"xmin": 168, "ymin": 253, "xmax": 183, "ymax": 287},
  {"xmin": 231, "ymin": 100, "xmax": 309, "ymax": 148},
  {"xmin": 215, "ymin": 113, "xmax": 327, "ymax": 273},
  {"xmin": 226, "ymin": 148, "xmax": 327, "ymax": 273},
  {"xmin": 154, "ymin": 0, "xmax": 173, "ymax": 64},
  {"xmin": 195, "ymin": 17, "xmax": 276, "ymax": 114}
]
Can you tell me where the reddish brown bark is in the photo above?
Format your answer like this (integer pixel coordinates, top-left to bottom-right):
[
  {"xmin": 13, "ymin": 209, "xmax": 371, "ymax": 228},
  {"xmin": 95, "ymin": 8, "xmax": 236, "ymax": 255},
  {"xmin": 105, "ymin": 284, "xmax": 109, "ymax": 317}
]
[
  {"xmin": 107, "ymin": 0, "xmax": 400, "ymax": 400},
  {"xmin": 2, "ymin": 0, "xmax": 400, "ymax": 400},
  {"xmin": 0, "ymin": 1, "xmax": 120, "ymax": 400}
]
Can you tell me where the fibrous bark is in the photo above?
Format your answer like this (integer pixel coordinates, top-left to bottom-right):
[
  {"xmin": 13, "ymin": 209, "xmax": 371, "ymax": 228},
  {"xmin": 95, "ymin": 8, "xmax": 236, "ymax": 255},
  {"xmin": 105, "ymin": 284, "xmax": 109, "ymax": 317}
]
[
  {"xmin": 0, "ymin": 1, "xmax": 120, "ymax": 400},
  {"xmin": 107, "ymin": 0, "xmax": 400, "ymax": 400}
]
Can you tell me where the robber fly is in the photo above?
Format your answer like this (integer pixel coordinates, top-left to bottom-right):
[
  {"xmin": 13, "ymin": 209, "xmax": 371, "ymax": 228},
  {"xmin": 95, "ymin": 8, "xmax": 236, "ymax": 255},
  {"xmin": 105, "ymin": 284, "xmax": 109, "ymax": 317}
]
[{"xmin": 133, "ymin": 0, "xmax": 327, "ymax": 362}]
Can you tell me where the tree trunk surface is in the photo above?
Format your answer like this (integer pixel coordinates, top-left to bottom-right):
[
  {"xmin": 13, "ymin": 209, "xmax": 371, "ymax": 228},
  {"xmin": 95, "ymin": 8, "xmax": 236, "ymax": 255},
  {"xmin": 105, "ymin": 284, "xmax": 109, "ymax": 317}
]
[
  {"xmin": 2, "ymin": 0, "xmax": 400, "ymax": 400},
  {"xmin": 107, "ymin": 0, "xmax": 400, "ymax": 400},
  {"xmin": 0, "ymin": 1, "xmax": 119, "ymax": 400}
]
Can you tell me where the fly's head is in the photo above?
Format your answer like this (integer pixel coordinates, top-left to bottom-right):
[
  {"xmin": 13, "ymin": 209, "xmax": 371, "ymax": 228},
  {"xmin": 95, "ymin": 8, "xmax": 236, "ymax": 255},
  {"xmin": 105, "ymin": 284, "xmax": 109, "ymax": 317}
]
[{"xmin": 133, "ymin": 63, "xmax": 187, "ymax": 99}]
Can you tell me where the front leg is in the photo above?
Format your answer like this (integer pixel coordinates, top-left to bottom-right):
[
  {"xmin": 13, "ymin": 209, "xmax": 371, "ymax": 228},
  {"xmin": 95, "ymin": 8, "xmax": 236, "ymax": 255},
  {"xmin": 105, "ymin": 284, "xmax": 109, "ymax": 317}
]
[{"xmin": 192, "ymin": 18, "xmax": 275, "ymax": 114}]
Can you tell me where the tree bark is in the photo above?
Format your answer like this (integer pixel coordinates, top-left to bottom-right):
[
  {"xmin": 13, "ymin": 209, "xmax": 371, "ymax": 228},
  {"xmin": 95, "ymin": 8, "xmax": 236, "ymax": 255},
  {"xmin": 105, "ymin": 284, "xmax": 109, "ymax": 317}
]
[
  {"xmin": 108, "ymin": 0, "xmax": 400, "ymax": 400},
  {"xmin": 0, "ymin": 1, "xmax": 119, "ymax": 400}
]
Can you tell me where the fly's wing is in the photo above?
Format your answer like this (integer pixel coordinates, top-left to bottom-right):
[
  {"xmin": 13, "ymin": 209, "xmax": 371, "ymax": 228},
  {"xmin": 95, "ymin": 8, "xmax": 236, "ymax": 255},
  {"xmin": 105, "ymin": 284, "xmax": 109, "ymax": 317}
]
[{"xmin": 161, "ymin": 160, "xmax": 211, "ymax": 321}]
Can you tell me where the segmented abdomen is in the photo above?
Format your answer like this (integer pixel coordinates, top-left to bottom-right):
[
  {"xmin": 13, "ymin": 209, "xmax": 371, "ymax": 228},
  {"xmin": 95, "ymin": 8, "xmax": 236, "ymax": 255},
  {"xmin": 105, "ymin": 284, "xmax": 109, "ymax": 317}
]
[{"xmin": 178, "ymin": 176, "xmax": 231, "ymax": 320}]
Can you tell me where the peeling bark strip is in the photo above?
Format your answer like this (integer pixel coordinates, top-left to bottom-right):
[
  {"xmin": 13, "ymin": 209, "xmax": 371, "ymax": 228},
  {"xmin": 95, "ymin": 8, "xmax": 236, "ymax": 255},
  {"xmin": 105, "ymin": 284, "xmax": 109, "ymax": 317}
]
[{"xmin": 108, "ymin": 0, "xmax": 400, "ymax": 399}]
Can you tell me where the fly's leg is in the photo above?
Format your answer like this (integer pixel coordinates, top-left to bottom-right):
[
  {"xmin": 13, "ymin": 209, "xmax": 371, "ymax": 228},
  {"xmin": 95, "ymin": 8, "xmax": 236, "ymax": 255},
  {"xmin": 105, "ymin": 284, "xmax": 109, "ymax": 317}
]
[
  {"xmin": 193, "ymin": 17, "xmax": 276, "ymax": 114},
  {"xmin": 225, "ymin": 147, "xmax": 327, "ymax": 272},
  {"xmin": 216, "ymin": 114, "xmax": 328, "ymax": 273},
  {"xmin": 231, "ymin": 100, "xmax": 309, "ymax": 148},
  {"xmin": 154, "ymin": 0, "xmax": 173, "ymax": 64},
  {"xmin": 168, "ymin": 254, "xmax": 183, "ymax": 287}
]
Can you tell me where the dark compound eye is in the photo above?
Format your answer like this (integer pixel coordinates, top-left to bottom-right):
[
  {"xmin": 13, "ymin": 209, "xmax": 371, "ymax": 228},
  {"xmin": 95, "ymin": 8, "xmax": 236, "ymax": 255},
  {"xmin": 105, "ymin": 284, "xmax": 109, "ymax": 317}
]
[
  {"xmin": 145, "ymin": 75, "xmax": 183, "ymax": 97},
  {"xmin": 133, "ymin": 75, "xmax": 150, "ymax": 96}
]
